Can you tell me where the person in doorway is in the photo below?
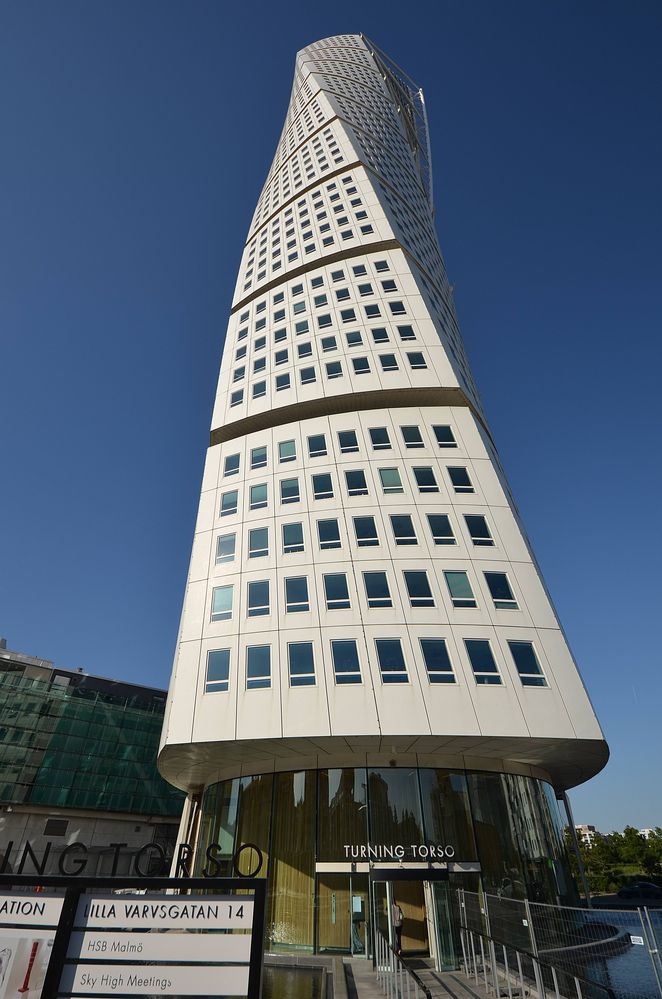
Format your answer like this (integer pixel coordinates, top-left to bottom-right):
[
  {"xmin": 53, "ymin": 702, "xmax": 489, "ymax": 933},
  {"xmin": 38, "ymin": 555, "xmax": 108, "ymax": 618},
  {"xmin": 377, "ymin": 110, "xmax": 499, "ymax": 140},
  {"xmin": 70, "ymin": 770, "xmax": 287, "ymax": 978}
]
[{"xmin": 391, "ymin": 899, "xmax": 404, "ymax": 955}]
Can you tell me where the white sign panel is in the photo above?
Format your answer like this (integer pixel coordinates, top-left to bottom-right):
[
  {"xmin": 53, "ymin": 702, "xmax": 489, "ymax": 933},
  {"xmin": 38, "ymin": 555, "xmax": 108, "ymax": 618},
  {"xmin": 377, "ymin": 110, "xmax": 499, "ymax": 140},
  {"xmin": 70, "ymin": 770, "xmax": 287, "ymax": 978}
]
[
  {"xmin": 68, "ymin": 930, "xmax": 251, "ymax": 963},
  {"xmin": 74, "ymin": 894, "xmax": 253, "ymax": 930},
  {"xmin": 59, "ymin": 963, "xmax": 249, "ymax": 996},
  {"xmin": 0, "ymin": 893, "xmax": 64, "ymax": 926}
]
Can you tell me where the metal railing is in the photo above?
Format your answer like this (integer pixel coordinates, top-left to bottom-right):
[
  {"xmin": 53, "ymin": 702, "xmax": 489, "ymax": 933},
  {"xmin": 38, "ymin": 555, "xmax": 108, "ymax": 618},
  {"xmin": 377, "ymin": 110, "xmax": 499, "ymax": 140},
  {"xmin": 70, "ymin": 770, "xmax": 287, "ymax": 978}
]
[
  {"xmin": 461, "ymin": 923, "xmax": 617, "ymax": 999},
  {"xmin": 373, "ymin": 928, "xmax": 431, "ymax": 999},
  {"xmin": 458, "ymin": 889, "xmax": 662, "ymax": 999}
]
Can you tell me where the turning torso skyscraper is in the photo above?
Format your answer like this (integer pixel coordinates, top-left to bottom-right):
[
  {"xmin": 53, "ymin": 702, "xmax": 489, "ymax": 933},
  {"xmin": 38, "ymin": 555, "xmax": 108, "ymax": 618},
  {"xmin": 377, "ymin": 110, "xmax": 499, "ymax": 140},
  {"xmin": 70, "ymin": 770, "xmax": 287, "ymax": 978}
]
[{"xmin": 159, "ymin": 35, "xmax": 607, "ymax": 958}]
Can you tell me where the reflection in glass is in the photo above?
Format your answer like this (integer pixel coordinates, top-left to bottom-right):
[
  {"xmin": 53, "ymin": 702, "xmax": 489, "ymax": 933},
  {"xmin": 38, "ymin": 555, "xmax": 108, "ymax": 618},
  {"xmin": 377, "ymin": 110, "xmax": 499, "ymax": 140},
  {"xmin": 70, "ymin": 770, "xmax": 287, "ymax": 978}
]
[
  {"xmin": 368, "ymin": 768, "xmax": 424, "ymax": 859},
  {"xmin": 419, "ymin": 769, "xmax": 477, "ymax": 860},
  {"xmin": 318, "ymin": 769, "xmax": 367, "ymax": 861}
]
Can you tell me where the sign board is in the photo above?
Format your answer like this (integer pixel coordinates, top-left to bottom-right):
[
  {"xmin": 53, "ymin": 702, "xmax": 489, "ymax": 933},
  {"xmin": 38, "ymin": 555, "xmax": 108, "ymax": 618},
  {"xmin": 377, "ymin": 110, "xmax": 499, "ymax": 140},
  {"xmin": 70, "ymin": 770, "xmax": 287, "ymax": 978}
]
[
  {"xmin": 0, "ymin": 877, "xmax": 265, "ymax": 999},
  {"xmin": 630, "ymin": 935, "xmax": 645, "ymax": 946}
]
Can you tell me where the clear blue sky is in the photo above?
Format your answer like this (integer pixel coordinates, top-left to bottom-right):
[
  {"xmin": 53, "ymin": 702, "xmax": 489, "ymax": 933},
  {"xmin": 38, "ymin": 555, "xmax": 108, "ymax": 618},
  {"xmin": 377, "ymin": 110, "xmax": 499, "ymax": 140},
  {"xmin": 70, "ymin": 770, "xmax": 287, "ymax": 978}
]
[{"xmin": 1, "ymin": 1, "xmax": 660, "ymax": 832}]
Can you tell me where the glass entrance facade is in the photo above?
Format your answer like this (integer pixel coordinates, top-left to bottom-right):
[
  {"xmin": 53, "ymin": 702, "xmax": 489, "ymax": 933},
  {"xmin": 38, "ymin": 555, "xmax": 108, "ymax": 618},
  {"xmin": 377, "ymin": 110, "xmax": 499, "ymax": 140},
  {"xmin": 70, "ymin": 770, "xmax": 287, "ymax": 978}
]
[{"xmin": 195, "ymin": 766, "xmax": 575, "ymax": 954}]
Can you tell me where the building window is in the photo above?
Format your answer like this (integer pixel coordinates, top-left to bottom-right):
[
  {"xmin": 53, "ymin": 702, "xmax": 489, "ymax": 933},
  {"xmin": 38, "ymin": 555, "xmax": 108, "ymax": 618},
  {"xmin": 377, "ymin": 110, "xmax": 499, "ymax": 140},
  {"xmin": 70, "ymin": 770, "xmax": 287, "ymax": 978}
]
[
  {"xmin": 285, "ymin": 576, "xmax": 309, "ymax": 613},
  {"xmin": 369, "ymin": 427, "xmax": 391, "ymax": 450},
  {"xmin": 211, "ymin": 585, "xmax": 233, "ymax": 621},
  {"xmin": 364, "ymin": 571, "xmax": 391, "ymax": 608},
  {"xmin": 465, "ymin": 639, "xmax": 502, "ymax": 685},
  {"xmin": 341, "ymin": 308, "xmax": 357, "ymax": 323},
  {"xmin": 397, "ymin": 324, "xmax": 416, "ymax": 341},
  {"xmin": 220, "ymin": 490, "xmax": 238, "ymax": 517},
  {"xmin": 288, "ymin": 642, "xmax": 315, "ymax": 686},
  {"xmin": 280, "ymin": 477, "xmax": 300, "ymax": 504},
  {"xmin": 401, "ymin": 426, "xmax": 424, "ymax": 449},
  {"xmin": 230, "ymin": 389, "xmax": 243, "ymax": 407},
  {"xmin": 321, "ymin": 336, "xmax": 337, "ymax": 351},
  {"xmin": 251, "ymin": 446, "xmax": 267, "ymax": 469},
  {"xmin": 427, "ymin": 514, "xmax": 455, "ymax": 545},
  {"xmin": 216, "ymin": 533, "xmax": 235, "ymax": 564},
  {"xmin": 407, "ymin": 351, "xmax": 427, "ymax": 369},
  {"xmin": 345, "ymin": 469, "xmax": 368, "ymax": 496},
  {"xmin": 275, "ymin": 348, "xmax": 288, "ymax": 365},
  {"xmin": 246, "ymin": 645, "xmax": 271, "ymax": 689},
  {"xmin": 389, "ymin": 301, "xmax": 406, "ymax": 316},
  {"xmin": 247, "ymin": 580, "xmax": 270, "ymax": 617},
  {"xmin": 250, "ymin": 483, "xmax": 268, "ymax": 510},
  {"xmin": 358, "ymin": 282, "xmax": 373, "ymax": 296},
  {"xmin": 279, "ymin": 440, "xmax": 296, "ymax": 463},
  {"xmin": 308, "ymin": 434, "xmax": 327, "ymax": 458},
  {"xmin": 324, "ymin": 573, "xmax": 350, "ymax": 609},
  {"xmin": 313, "ymin": 473, "xmax": 334, "ymax": 500},
  {"xmin": 252, "ymin": 380, "xmax": 266, "ymax": 399},
  {"xmin": 346, "ymin": 331, "xmax": 363, "ymax": 348},
  {"xmin": 448, "ymin": 466, "xmax": 474, "ymax": 493},
  {"xmin": 233, "ymin": 367, "xmax": 245, "ymax": 383},
  {"xmin": 420, "ymin": 639, "xmax": 455, "ymax": 684},
  {"xmin": 224, "ymin": 454, "xmax": 240, "ymax": 476},
  {"xmin": 300, "ymin": 366, "xmax": 316, "ymax": 385},
  {"xmin": 352, "ymin": 357, "xmax": 370, "ymax": 375},
  {"xmin": 282, "ymin": 522, "xmax": 304, "ymax": 554},
  {"xmin": 354, "ymin": 516, "xmax": 379, "ymax": 547},
  {"xmin": 433, "ymin": 425, "xmax": 457, "ymax": 448},
  {"xmin": 444, "ymin": 571, "xmax": 477, "ymax": 608},
  {"xmin": 331, "ymin": 640, "xmax": 362, "ymax": 684},
  {"xmin": 317, "ymin": 313, "xmax": 332, "ymax": 329},
  {"xmin": 484, "ymin": 572, "xmax": 518, "ymax": 609},
  {"xmin": 248, "ymin": 527, "xmax": 269, "ymax": 558},
  {"xmin": 318, "ymin": 518, "xmax": 341, "ymax": 550},
  {"xmin": 338, "ymin": 430, "xmax": 359, "ymax": 453},
  {"xmin": 275, "ymin": 373, "xmax": 290, "ymax": 391},
  {"xmin": 390, "ymin": 514, "xmax": 417, "ymax": 545},
  {"xmin": 364, "ymin": 304, "xmax": 381, "ymax": 319},
  {"xmin": 508, "ymin": 641, "xmax": 548, "ymax": 687},
  {"xmin": 465, "ymin": 514, "xmax": 493, "ymax": 546},
  {"xmin": 379, "ymin": 467, "xmax": 403, "ymax": 494},
  {"xmin": 374, "ymin": 260, "xmax": 389, "ymax": 272},
  {"xmin": 326, "ymin": 360, "xmax": 342, "ymax": 379},
  {"xmin": 206, "ymin": 649, "xmax": 230, "ymax": 693},
  {"xmin": 379, "ymin": 353, "xmax": 398, "ymax": 372},
  {"xmin": 297, "ymin": 342, "xmax": 312, "ymax": 358},
  {"xmin": 376, "ymin": 639, "xmax": 408, "ymax": 683},
  {"xmin": 404, "ymin": 570, "xmax": 434, "ymax": 607},
  {"xmin": 372, "ymin": 327, "xmax": 389, "ymax": 344},
  {"xmin": 413, "ymin": 467, "xmax": 438, "ymax": 492}
]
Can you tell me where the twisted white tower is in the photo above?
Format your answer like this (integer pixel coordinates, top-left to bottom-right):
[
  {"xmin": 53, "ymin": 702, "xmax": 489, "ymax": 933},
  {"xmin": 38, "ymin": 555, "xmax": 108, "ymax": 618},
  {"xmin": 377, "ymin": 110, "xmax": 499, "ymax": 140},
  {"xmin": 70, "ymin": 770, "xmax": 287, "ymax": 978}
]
[{"xmin": 158, "ymin": 33, "xmax": 607, "ymax": 807}]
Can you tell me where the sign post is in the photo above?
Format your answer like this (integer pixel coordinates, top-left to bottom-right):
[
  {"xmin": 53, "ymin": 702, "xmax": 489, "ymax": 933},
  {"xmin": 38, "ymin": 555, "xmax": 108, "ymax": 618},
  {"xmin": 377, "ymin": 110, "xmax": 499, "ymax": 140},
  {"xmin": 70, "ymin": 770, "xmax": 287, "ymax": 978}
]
[{"xmin": 0, "ymin": 876, "xmax": 266, "ymax": 999}]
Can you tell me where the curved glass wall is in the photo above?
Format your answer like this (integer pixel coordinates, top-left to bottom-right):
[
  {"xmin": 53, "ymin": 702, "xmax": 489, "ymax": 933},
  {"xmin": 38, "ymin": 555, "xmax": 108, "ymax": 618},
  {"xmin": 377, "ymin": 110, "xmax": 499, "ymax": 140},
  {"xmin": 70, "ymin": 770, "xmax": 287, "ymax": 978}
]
[{"xmin": 197, "ymin": 767, "xmax": 574, "ymax": 953}]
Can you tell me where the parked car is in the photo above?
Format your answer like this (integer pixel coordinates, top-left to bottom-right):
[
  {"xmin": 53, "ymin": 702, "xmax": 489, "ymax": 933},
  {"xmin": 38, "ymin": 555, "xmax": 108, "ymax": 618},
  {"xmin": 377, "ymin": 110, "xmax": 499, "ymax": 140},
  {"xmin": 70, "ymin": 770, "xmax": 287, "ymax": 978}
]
[{"xmin": 618, "ymin": 882, "xmax": 662, "ymax": 899}]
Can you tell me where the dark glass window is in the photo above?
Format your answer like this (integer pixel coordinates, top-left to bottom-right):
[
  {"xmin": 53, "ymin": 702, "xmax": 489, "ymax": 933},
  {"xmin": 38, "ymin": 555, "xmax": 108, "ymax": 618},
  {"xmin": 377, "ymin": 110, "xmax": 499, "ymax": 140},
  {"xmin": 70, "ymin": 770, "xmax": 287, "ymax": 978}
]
[
  {"xmin": 338, "ymin": 430, "xmax": 359, "ymax": 453},
  {"xmin": 206, "ymin": 650, "xmax": 230, "ymax": 693},
  {"xmin": 308, "ymin": 434, "xmax": 327, "ymax": 458},
  {"xmin": 371, "ymin": 327, "xmax": 389, "ymax": 344},
  {"xmin": 397, "ymin": 324, "xmax": 415, "ymax": 341},
  {"xmin": 427, "ymin": 514, "xmax": 455, "ymax": 545},
  {"xmin": 465, "ymin": 515, "xmax": 493, "ymax": 546},
  {"xmin": 279, "ymin": 440, "xmax": 296, "ymax": 463},
  {"xmin": 413, "ymin": 467, "xmax": 438, "ymax": 492},
  {"xmin": 326, "ymin": 360, "xmax": 342, "ymax": 379},
  {"xmin": 251, "ymin": 446, "xmax": 267, "ymax": 469},
  {"xmin": 285, "ymin": 576, "xmax": 309, "ymax": 613},
  {"xmin": 331, "ymin": 641, "xmax": 361, "ymax": 684},
  {"xmin": 280, "ymin": 477, "xmax": 300, "ymax": 504},
  {"xmin": 465, "ymin": 639, "xmax": 501, "ymax": 684},
  {"xmin": 318, "ymin": 519, "xmax": 341, "ymax": 550},
  {"xmin": 420, "ymin": 639, "xmax": 455, "ymax": 683},
  {"xmin": 313, "ymin": 473, "xmax": 333, "ymax": 500},
  {"xmin": 249, "ymin": 483, "xmax": 267, "ymax": 510},
  {"xmin": 282, "ymin": 522, "xmax": 304, "ymax": 554},
  {"xmin": 224, "ymin": 454, "xmax": 240, "ymax": 476},
  {"xmin": 354, "ymin": 516, "xmax": 379, "ymax": 547},
  {"xmin": 369, "ymin": 428, "xmax": 391, "ymax": 450},
  {"xmin": 363, "ymin": 571, "xmax": 391, "ymax": 608},
  {"xmin": 247, "ymin": 580, "xmax": 270, "ymax": 617},
  {"xmin": 401, "ymin": 426, "xmax": 424, "ymax": 448},
  {"xmin": 246, "ymin": 646, "xmax": 271, "ymax": 689},
  {"xmin": 248, "ymin": 527, "xmax": 268, "ymax": 558},
  {"xmin": 404, "ymin": 570, "xmax": 434, "ymax": 607},
  {"xmin": 216, "ymin": 533, "xmax": 235, "ymax": 564},
  {"xmin": 508, "ymin": 641, "xmax": 547, "ymax": 687},
  {"xmin": 288, "ymin": 642, "xmax": 315, "ymax": 686},
  {"xmin": 220, "ymin": 490, "xmax": 238, "ymax": 516},
  {"xmin": 211, "ymin": 585, "xmax": 232, "ymax": 621},
  {"xmin": 375, "ymin": 639, "xmax": 408, "ymax": 683},
  {"xmin": 300, "ymin": 366, "xmax": 316, "ymax": 384},
  {"xmin": 448, "ymin": 466, "xmax": 474, "ymax": 493},
  {"xmin": 379, "ymin": 353, "xmax": 398, "ymax": 371},
  {"xmin": 419, "ymin": 769, "xmax": 477, "ymax": 860},
  {"xmin": 345, "ymin": 469, "xmax": 368, "ymax": 496},
  {"xmin": 433, "ymin": 425, "xmax": 457, "ymax": 448},
  {"xmin": 318, "ymin": 769, "xmax": 368, "ymax": 861},
  {"xmin": 390, "ymin": 514, "xmax": 417, "ymax": 545},
  {"xmin": 485, "ymin": 572, "xmax": 517, "ymax": 609},
  {"xmin": 324, "ymin": 574, "xmax": 350, "ymax": 610},
  {"xmin": 352, "ymin": 357, "xmax": 370, "ymax": 375},
  {"xmin": 368, "ymin": 767, "xmax": 424, "ymax": 853}
]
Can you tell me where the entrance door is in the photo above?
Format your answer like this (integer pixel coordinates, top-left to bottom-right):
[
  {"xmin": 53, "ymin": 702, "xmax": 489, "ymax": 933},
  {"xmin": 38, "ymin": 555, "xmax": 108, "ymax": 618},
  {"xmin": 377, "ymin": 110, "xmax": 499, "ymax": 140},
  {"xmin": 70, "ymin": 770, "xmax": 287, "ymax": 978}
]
[
  {"xmin": 317, "ymin": 874, "xmax": 369, "ymax": 954},
  {"xmin": 426, "ymin": 881, "xmax": 458, "ymax": 971},
  {"xmin": 372, "ymin": 880, "xmax": 429, "ymax": 957}
]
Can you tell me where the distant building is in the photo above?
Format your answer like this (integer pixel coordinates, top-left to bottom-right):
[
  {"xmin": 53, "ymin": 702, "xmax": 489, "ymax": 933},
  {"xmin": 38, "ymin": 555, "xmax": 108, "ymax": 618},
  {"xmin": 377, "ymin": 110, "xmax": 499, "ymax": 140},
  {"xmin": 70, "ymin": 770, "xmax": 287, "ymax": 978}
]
[
  {"xmin": 640, "ymin": 828, "xmax": 657, "ymax": 840},
  {"xmin": 0, "ymin": 638, "xmax": 183, "ymax": 874},
  {"xmin": 575, "ymin": 824, "xmax": 601, "ymax": 847}
]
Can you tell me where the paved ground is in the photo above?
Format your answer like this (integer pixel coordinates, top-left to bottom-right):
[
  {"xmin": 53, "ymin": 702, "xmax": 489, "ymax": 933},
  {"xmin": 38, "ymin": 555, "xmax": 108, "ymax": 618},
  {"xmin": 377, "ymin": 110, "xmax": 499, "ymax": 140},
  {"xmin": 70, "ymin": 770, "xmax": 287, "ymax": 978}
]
[{"xmin": 343, "ymin": 957, "xmax": 493, "ymax": 999}]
